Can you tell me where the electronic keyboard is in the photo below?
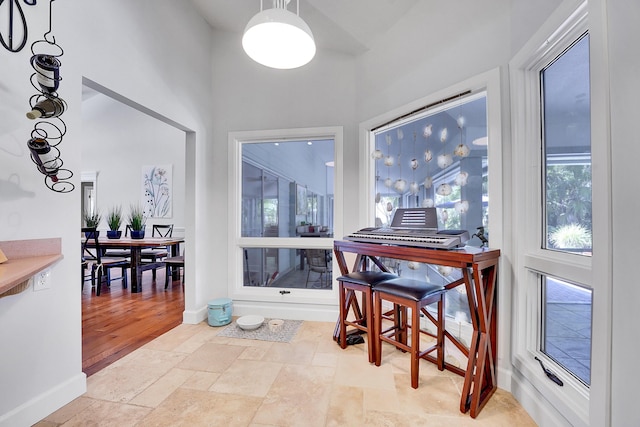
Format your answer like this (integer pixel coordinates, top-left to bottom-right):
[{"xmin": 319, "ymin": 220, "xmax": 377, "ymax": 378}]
[
  {"xmin": 343, "ymin": 208, "xmax": 470, "ymax": 249},
  {"xmin": 344, "ymin": 228, "xmax": 469, "ymax": 249}
]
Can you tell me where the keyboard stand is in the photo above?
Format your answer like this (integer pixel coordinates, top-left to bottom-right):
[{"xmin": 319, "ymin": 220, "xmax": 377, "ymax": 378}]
[{"xmin": 333, "ymin": 240, "xmax": 500, "ymax": 419}]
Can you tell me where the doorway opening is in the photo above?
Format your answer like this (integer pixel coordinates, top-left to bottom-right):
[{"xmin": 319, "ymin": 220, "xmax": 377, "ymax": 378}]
[{"xmin": 80, "ymin": 77, "xmax": 192, "ymax": 375}]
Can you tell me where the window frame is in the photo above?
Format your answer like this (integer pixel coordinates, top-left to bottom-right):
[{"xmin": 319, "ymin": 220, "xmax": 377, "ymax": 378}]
[
  {"xmin": 228, "ymin": 127, "xmax": 343, "ymax": 313},
  {"xmin": 360, "ymin": 71, "xmax": 503, "ymax": 247},
  {"xmin": 509, "ymin": 1, "xmax": 611, "ymax": 424}
]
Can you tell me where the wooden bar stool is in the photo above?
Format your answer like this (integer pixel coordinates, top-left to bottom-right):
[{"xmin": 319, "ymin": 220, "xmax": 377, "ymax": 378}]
[
  {"xmin": 336, "ymin": 271, "xmax": 398, "ymax": 363},
  {"xmin": 374, "ymin": 277, "xmax": 446, "ymax": 388}
]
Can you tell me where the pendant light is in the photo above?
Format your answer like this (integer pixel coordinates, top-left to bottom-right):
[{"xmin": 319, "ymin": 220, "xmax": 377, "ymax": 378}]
[{"xmin": 243, "ymin": 0, "xmax": 316, "ymax": 69}]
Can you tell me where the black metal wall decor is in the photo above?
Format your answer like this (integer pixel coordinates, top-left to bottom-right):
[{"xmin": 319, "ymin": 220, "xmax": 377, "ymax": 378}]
[
  {"xmin": 0, "ymin": 0, "xmax": 37, "ymax": 53},
  {"xmin": 26, "ymin": 0, "xmax": 73, "ymax": 193}
]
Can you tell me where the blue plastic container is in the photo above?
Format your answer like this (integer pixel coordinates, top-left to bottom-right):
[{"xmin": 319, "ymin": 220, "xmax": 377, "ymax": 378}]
[{"xmin": 208, "ymin": 298, "xmax": 233, "ymax": 326}]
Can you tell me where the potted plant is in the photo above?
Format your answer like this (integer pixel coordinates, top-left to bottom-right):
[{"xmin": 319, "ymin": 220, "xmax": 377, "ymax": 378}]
[
  {"xmin": 106, "ymin": 205, "xmax": 123, "ymax": 239},
  {"xmin": 127, "ymin": 204, "xmax": 147, "ymax": 239},
  {"xmin": 83, "ymin": 209, "xmax": 101, "ymax": 238}
]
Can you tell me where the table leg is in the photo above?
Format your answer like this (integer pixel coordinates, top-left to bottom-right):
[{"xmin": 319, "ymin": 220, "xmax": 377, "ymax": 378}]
[
  {"xmin": 460, "ymin": 267, "xmax": 478, "ymax": 411},
  {"xmin": 130, "ymin": 247, "xmax": 142, "ymax": 293},
  {"xmin": 460, "ymin": 262, "xmax": 498, "ymax": 418},
  {"xmin": 171, "ymin": 243, "xmax": 180, "ymax": 281},
  {"xmin": 470, "ymin": 333, "xmax": 496, "ymax": 418},
  {"xmin": 470, "ymin": 262, "xmax": 498, "ymax": 417},
  {"xmin": 460, "ymin": 329, "xmax": 480, "ymax": 412},
  {"xmin": 333, "ymin": 248, "xmax": 349, "ymax": 342}
]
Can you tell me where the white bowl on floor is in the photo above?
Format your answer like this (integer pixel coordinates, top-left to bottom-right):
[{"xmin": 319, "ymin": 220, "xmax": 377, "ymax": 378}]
[{"xmin": 236, "ymin": 315, "xmax": 264, "ymax": 331}]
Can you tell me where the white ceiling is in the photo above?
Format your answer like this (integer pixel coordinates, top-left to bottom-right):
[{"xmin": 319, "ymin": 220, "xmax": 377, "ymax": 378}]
[{"xmin": 188, "ymin": 0, "xmax": 420, "ymax": 55}]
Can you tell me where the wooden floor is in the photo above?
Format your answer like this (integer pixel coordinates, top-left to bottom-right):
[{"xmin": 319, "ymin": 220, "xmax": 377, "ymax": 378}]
[{"xmin": 82, "ymin": 270, "xmax": 184, "ymax": 377}]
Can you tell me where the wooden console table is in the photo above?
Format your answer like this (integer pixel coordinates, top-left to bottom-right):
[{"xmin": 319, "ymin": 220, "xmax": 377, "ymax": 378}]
[{"xmin": 333, "ymin": 240, "xmax": 500, "ymax": 418}]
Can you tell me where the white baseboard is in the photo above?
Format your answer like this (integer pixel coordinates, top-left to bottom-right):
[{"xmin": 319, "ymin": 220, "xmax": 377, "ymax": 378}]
[
  {"xmin": 182, "ymin": 306, "xmax": 207, "ymax": 324},
  {"xmin": 510, "ymin": 369, "xmax": 573, "ymax": 427},
  {"xmin": 231, "ymin": 300, "xmax": 338, "ymax": 322},
  {"xmin": 186, "ymin": 300, "xmax": 338, "ymax": 324},
  {"xmin": 0, "ymin": 372, "xmax": 86, "ymax": 427}
]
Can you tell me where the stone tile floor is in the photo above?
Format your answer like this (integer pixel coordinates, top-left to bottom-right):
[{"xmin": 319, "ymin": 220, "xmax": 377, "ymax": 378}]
[{"xmin": 36, "ymin": 320, "xmax": 537, "ymax": 426}]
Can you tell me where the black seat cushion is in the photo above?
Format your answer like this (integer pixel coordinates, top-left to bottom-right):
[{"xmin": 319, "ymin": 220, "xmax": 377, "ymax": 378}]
[
  {"xmin": 337, "ymin": 271, "xmax": 399, "ymax": 287},
  {"xmin": 375, "ymin": 277, "xmax": 445, "ymax": 301}
]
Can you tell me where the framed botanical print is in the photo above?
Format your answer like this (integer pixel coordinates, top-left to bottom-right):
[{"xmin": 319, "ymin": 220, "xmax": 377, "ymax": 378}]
[{"xmin": 142, "ymin": 165, "xmax": 172, "ymax": 218}]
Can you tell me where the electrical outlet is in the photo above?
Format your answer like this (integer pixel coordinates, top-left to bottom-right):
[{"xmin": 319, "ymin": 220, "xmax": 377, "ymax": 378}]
[{"xmin": 33, "ymin": 269, "xmax": 51, "ymax": 291}]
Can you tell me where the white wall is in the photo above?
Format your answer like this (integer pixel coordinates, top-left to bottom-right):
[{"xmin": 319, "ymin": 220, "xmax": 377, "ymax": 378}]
[
  {"xmin": 0, "ymin": 6, "xmax": 84, "ymax": 426},
  {"xmin": 356, "ymin": 0, "xmax": 512, "ymax": 123},
  {"xmin": 0, "ymin": 1, "xmax": 212, "ymax": 425},
  {"xmin": 81, "ymin": 93, "xmax": 186, "ymax": 233},
  {"xmin": 607, "ymin": 1, "xmax": 640, "ymax": 425},
  {"xmin": 509, "ymin": 0, "xmax": 566, "ymax": 55}
]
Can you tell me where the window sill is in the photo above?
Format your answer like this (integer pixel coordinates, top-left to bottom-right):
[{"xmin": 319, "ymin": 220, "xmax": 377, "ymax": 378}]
[{"xmin": 0, "ymin": 238, "xmax": 62, "ymax": 297}]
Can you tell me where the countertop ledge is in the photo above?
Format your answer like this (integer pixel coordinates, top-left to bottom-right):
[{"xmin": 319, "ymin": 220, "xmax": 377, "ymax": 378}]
[{"xmin": 0, "ymin": 238, "xmax": 63, "ymax": 296}]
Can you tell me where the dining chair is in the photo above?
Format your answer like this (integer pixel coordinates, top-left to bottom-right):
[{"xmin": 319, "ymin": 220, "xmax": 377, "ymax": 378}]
[
  {"xmin": 102, "ymin": 225, "xmax": 133, "ymax": 258},
  {"xmin": 305, "ymin": 249, "xmax": 332, "ymax": 288},
  {"xmin": 163, "ymin": 250, "xmax": 184, "ymax": 290},
  {"xmin": 151, "ymin": 224, "xmax": 174, "ymax": 237},
  {"xmin": 81, "ymin": 237, "xmax": 97, "ymax": 285},
  {"xmin": 81, "ymin": 227, "xmax": 130, "ymax": 296},
  {"xmin": 141, "ymin": 224, "xmax": 174, "ymax": 280}
]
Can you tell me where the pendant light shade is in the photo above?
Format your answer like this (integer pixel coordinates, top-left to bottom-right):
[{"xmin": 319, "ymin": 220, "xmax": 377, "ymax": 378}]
[{"xmin": 243, "ymin": 0, "xmax": 316, "ymax": 69}]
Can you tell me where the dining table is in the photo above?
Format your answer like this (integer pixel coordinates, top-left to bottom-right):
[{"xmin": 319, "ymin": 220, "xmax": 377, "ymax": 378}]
[{"xmin": 89, "ymin": 236, "xmax": 184, "ymax": 293}]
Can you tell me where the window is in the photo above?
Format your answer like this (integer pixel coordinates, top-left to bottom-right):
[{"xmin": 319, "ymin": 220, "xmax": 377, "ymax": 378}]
[
  {"xmin": 371, "ymin": 92, "xmax": 488, "ymax": 237},
  {"xmin": 541, "ymin": 34, "xmax": 592, "ymax": 256},
  {"xmin": 241, "ymin": 139, "xmax": 334, "ymax": 289},
  {"xmin": 510, "ymin": 2, "xmax": 594, "ymax": 423},
  {"xmin": 370, "ymin": 91, "xmax": 489, "ymax": 343},
  {"xmin": 542, "ymin": 276, "xmax": 592, "ymax": 385},
  {"xmin": 228, "ymin": 127, "xmax": 343, "ymax": 313},
  {"xmin": 537, "ymin": 32, "xmax": 593, "ymax": 384}
]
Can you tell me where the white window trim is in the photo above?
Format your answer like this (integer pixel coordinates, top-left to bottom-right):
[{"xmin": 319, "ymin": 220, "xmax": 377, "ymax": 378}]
[
  {"xmin": 510, "ymin": 1, "xmax": 612, "ymax": 425},
  {"xmin": 227, "ymin": 127, "xmax": 343, "ymax": 321}
]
